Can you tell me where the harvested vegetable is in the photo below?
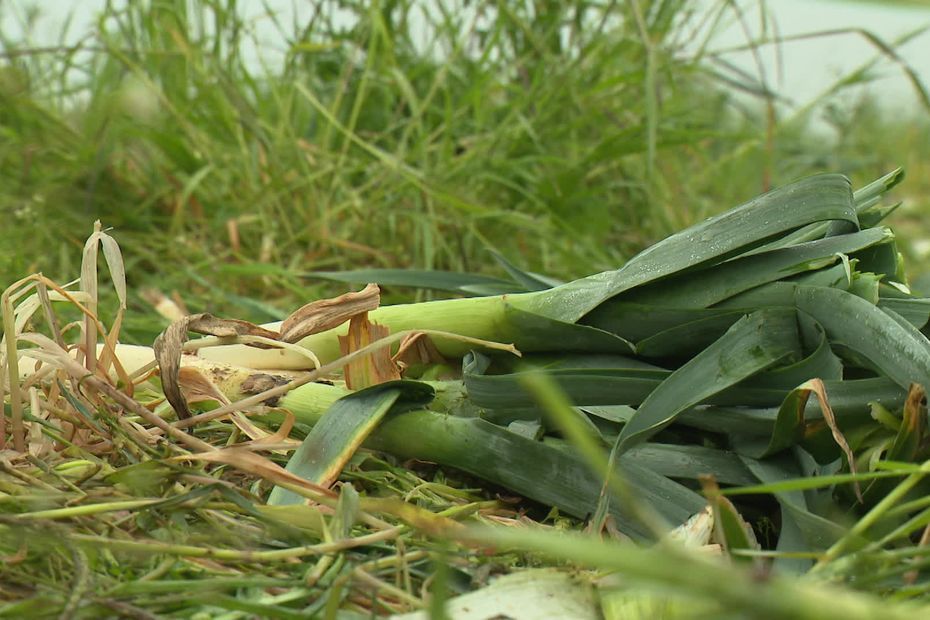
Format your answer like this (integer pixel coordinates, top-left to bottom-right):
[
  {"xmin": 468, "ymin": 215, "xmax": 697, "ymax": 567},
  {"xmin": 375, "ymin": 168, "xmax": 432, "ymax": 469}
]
[{"xmin": 6, "ymin": 169, "xmax": 930, "ymax": 618}]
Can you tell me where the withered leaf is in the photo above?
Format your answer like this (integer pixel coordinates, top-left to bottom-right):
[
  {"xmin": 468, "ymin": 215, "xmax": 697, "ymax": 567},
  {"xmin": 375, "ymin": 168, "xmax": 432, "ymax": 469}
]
[
  {"xmin": 890, "ymin": 383, "xmax": 927, "ymax": 463},
  {"xmin": 180, "ymin": 448, "xmax": 336, "ymax": 499},
  {"xmin": 393, "ymin": 331, "xmax": 446, "ymax": 368},
  {"xmin": 185, "ymin": 314, "xmax": 281, "ymax": 341},
  {"xmin": 280, "ymin": 283, "xmax": 380, "ymax": 343},
  {"xmin": 904, "ymin": 383, "xmax": 927, "ymax": 436},
  {"xmin": 804, "ymin": 378, "xmax": 863, "ymax": 503},
  {"xmin": 155, "ymin": 313, "xmax": 282, "ymax": 420},
  {"xmin": 339, "ymin": 314, "xmax": 401, "ymax": 389},
  {"xmin": 177, "ymin": 366, "xmax": 231, "ymax": 405},
  {"xmin": 154, "ymin": 315, "xmax": 197, "ymax": 420}
]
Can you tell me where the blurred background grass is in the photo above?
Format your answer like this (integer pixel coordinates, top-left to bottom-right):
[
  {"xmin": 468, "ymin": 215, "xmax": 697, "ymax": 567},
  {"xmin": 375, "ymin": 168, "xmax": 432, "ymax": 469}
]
[{"xmin": 1, "ymin": 0, "xmax": 929, "ymax": 342}]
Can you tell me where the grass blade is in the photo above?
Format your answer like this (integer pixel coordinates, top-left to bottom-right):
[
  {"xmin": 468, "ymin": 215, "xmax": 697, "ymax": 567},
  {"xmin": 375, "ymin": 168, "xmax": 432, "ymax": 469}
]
[{"xmin": 305, "ymin": 269, "xmax": 522, "ymax": 295}]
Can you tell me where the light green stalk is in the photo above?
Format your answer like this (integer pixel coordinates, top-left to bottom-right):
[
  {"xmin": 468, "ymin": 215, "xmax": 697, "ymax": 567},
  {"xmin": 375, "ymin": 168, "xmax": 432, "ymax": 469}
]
[
  {"xmin": 266, "ymin": 381, "xmax": 702, "ymax": 539},
  {"xmin": 200, "ymin": 294, "xmax": 540, "ymax": 367}
]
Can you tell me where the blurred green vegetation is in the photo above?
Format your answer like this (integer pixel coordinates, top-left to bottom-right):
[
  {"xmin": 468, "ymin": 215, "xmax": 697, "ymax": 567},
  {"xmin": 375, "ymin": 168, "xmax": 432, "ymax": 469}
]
[{"xmin": 0, "ymin": 0, "xmax": 928, "ymax": 341}]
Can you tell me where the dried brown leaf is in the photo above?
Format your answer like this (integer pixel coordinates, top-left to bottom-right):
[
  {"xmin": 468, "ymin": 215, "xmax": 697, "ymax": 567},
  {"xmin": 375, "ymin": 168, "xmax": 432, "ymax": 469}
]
[
  {"xmin": 155, "ymin": 314, "xmax": 283, "ymax": 419},
  {"xmin": 98, "ymin": 231, "xmax": 127, "ymax": 309},
  {"xmin": 392, "ymin": 331, "xmax": 446, "ymax": 369},
  {"xmin": 186, "ymin": 314, "xmax": 280, "ymax": 341},
  {"xmin": 805, "ymin": 378, "xmax": 863, "ymax": 503},
  {"xmin": 250, "ymin": 409, "xmax": 296, "ymax": 446},
  {"xmin": 179, "ymin": 448, "xmax": 337, "ymax": 499},
  {"xmin": 177, "ymin": 366, "xmax": 231, "ymax": 405},
  {"xmin": 154, "ymin": 315, "xmax": 196, "ymax": 420},
  {"xmin": 20, "ymin": 333, "xmax": 214, "ymax": 453},
  {"xmin": 339, "ymin": 314, "xmax": 401, "ymax": 389},
  {"xmin": 80, "ymin": 222, "xmax": 102, "ymax": 373},
  {"xmin": 78, "ymin": 222, "xmax": 126, "ymax": 375},
  {"xmin": 280, "ymin": 283, "xmax": 380, "ymax": 343},
  {"xmin": 35, "ymin": 279, "xmax": 64, "ymax": 350},
  {"xmin": 96, "ymin": 308, "xmax": 133, "ymax": 397},
  {"xmin": 904, "ymin": 383, "xmax": 927, "ymax": 436}
]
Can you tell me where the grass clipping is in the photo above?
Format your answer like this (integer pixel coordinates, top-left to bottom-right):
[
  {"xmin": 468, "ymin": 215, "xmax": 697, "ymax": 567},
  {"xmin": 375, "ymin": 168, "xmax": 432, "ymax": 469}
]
[
  {"xmin": 5, "ymin": 172, "xmax": 930, "ymax": 619},
  {"xmin": 0, "ymin": 231, "xmax": 526, "ymax": 618}
]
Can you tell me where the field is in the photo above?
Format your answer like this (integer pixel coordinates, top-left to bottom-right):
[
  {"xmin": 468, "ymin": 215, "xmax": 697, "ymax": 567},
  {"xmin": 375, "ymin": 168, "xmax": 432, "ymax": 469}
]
[{"xmin": 3, "ymin": 1, "xmax": 930, "ymax": 618}]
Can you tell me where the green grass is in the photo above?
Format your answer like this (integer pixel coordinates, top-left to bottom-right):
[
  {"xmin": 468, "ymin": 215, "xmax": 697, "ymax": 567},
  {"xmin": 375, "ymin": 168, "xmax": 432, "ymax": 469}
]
[
  {"xmin": 5, "ymin": 0, "xmax": 705, "ymax": 295},
  {"xmin": 2, "ymin": 0, "xmax": 925, "ymax": 341},
  {"xmin": 4, "ymin": 1, "xmax": 930, "ymax": 618}
]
